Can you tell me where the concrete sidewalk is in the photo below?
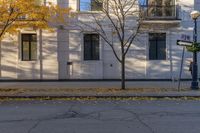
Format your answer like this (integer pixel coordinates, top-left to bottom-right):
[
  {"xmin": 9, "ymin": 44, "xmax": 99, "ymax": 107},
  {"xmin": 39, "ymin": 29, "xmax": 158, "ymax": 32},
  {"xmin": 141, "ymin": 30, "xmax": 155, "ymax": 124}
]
[
  {"xmin": 0, "ymin": 80, "xmax": 190, "ymax": 89},
  {"xmin": 0, "ymin": 81, "xmax": 200, "ymax": 98}
]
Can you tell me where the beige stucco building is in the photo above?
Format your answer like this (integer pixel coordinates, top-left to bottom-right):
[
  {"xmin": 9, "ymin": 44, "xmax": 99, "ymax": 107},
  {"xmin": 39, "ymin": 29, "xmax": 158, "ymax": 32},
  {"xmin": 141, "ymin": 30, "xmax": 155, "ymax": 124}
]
[{"xmin": 0, "ymin": 0, "xmax": 199, "ymax": 80}]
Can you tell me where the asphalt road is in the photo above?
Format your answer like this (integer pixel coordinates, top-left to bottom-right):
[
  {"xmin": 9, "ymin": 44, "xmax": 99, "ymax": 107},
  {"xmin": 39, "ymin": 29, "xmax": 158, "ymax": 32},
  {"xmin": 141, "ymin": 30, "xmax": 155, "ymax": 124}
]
[{"xmin": 0, "ymin": 100, "xmax": 200, "ymax": 133}]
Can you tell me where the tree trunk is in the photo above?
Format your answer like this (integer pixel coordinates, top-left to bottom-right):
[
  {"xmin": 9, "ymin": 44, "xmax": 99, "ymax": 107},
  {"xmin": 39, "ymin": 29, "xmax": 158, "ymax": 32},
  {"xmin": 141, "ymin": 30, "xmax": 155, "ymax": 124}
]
[{"xmin": 121, "ymin": 56, "xmax": 126, "ymax": 90}]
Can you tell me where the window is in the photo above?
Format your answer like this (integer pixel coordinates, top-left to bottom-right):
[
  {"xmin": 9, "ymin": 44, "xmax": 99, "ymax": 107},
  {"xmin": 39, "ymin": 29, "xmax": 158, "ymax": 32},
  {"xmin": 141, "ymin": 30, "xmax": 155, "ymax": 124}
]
[
  {"xmin": 84, "ymin": 34, "xmax": 100, "ymax": 60},
  {"xmin": 18, "ymin": 15, "xmax": 27, "ymax": 20},
  {"xmin": 21, "ymin": 34, "xmax": 37, "ymax": 61},
  {"xmin": 149, "ymin": 33, "xmax": 166, "ymax": 60},
  {"xmin": 139, "ymin": 0, "xmax": 147, "ymax": 6},
  {"xmin": 80, "ymin": 0, "xmax": 103, "ymax": 11},
  {"xmin": 147, "ymin": 0, "xmax": 175, "ymax": 17}
]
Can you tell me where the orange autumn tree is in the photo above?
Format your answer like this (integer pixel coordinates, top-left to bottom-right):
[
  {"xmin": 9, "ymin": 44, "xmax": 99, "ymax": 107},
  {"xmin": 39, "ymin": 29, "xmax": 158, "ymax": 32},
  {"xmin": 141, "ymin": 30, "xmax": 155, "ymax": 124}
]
[{"xmin": 0, "ymin": 0, "xmax": 71, "ymax": 39}]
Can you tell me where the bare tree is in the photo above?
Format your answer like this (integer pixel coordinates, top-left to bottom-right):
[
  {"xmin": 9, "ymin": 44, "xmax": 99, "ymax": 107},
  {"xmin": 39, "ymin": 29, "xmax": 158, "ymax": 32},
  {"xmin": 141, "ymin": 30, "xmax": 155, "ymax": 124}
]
[{"xmin": 75, "ymin": 0, "xmax": 143, "ymax": 89}]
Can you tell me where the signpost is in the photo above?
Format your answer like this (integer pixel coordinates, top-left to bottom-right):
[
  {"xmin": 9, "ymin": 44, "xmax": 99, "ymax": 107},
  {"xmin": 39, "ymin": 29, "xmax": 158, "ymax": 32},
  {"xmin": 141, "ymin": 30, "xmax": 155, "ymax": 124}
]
[
  {"xmin": 176, "ymin": 38, "xmax": 192, "ymax": 91},
  {"xmin": 178, "ymin": 47, "xmax": 185, "ymax": 91}
]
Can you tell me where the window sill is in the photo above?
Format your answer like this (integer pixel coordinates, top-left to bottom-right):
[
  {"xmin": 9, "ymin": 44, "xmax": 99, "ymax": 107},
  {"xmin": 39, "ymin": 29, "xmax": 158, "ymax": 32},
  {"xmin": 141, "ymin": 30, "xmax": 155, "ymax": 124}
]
[
  {"xmin": 20, "ymin": 60, "xmax": 38, "ymax": 62},
  {"xmin": 142, "ymin": 19, "xmax": 181, "ymax": 24},
  {"xmin": 148, "ymin": 59, "xmax": 168, "ymax": 61},
  {"xmin": 74, "ymin": 10, "xmax": 103, "ymax": 14},
  {"xmin": 83, "ymin": 60, "xmax": 101, "ymax": 61}
]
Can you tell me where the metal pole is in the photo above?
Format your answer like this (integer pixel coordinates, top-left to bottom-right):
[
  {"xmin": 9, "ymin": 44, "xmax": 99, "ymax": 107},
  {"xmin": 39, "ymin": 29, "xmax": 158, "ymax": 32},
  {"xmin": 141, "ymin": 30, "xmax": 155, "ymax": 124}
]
[
  {"xmin": 178, "ymin": 47, "xmax": 185, "ymax": 91},
  {"xmin": 39, "ymin": 29, "xmax": 43, "ymax": 80},
  {"xmin": 191, "ymin": 18, "xmax": 199, "ymax": 90}
]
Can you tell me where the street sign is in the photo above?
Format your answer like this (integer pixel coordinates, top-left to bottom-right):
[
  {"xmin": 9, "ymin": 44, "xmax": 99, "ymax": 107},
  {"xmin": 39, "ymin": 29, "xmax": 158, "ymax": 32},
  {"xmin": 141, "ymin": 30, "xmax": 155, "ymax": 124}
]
[{"xmin": 177, "ymin": 40, "xmax": 193, "ymax": 46}]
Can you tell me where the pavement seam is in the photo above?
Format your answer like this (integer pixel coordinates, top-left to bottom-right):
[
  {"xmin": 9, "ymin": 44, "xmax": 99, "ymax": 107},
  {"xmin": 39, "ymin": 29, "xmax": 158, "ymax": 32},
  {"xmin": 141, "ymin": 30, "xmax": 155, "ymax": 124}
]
[
  {"xmin": 27, "ymin": 121, "xmax": 41, "ymax": 133},
  {"xmin": 117, "ymin": 108, "xmax": 155, "ymax": 133}
]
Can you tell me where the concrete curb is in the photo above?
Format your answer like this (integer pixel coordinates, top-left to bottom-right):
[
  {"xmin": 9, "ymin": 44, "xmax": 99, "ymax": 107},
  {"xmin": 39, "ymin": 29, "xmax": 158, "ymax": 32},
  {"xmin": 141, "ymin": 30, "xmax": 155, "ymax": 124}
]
[{"xmin": 1, "ymin": 94, "xmax": 200, "ymax": 99}]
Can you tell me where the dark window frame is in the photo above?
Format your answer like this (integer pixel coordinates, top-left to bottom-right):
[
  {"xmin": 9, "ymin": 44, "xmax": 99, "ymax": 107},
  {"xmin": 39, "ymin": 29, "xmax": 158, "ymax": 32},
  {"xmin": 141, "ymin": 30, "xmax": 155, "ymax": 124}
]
[
  {"xmin": 21, "ymin": 34, "xmax": 37, "ymax": 61},
  {"xmin": 149, "ymin": 33, "xmax": 166, "ymax": 60},
  {"xmin": 83, "ymin": 34, "xmax": 100, "ymax": 61}
]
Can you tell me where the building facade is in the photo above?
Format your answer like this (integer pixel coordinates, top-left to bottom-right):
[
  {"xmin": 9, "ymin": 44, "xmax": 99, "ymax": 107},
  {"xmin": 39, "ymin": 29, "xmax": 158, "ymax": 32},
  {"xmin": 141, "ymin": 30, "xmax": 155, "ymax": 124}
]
[{"xmin": 0, "ymin": 0, "xmax": 199, "ymax": 80}]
